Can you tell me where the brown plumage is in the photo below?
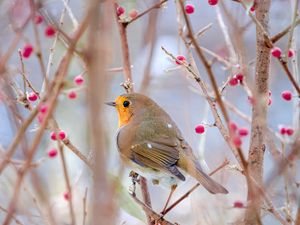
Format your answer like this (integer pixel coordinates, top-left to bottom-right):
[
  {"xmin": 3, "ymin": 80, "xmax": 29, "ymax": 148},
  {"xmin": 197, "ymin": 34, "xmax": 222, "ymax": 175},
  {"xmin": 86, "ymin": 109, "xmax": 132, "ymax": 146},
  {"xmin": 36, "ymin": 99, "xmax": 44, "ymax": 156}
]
[{"xmin": 108, "ymin": 93, "xmax": 228, "ymax": 194}]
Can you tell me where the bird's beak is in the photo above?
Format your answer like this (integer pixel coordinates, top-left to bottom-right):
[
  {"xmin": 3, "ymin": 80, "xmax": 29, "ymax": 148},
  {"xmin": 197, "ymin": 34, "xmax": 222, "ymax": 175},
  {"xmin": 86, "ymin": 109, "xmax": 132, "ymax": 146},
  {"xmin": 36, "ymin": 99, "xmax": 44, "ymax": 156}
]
[{"xmin": 105, "ymin": 101, "xmax": 116, "ymax": 107}]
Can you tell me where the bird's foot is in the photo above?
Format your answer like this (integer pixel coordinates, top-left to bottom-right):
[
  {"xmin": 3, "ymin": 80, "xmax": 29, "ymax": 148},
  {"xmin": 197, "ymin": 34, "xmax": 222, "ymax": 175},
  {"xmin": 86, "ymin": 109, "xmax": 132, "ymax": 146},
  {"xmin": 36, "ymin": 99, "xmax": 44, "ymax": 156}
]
[
  {"xmin": 129, "ymin": 171, "xmax": 140, "ymax": 196},
  {"xmin": 129, "ymin": 171, "xmax": 140, "ymax": 184}
]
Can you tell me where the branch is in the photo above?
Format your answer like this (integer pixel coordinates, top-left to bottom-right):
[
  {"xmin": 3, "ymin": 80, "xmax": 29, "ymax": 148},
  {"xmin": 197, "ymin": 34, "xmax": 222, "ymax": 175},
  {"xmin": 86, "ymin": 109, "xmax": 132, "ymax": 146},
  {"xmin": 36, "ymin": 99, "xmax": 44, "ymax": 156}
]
[
  {"xmin": 125, "ymin": 0, "xmax": 168, "ymax": 27},
  {"xmin": 245, "ymin": 0, "xmax": 272, "ymax": 224},
  {"xmin": 163, "ymin": 159, "xmax": 229, "ymax": 215},
  {"xmin": 114, "ymin": 3, "xmax": 133, "ymax": 93},
  {"xmin": 270, "ymin": 18, "xmax": 300, "ymax": 43},
  {"xmin": 130, "ymin": 194, "xmax": 175, "ymax": 225}
]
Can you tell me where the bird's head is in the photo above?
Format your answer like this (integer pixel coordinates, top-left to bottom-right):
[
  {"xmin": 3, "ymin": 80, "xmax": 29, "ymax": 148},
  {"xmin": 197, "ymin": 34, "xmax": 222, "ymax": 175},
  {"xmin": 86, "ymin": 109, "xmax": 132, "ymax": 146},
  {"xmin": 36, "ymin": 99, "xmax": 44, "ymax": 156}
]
[{"xmin": 106, "ymin": 93, "xmax": 156, "ymax": 127}]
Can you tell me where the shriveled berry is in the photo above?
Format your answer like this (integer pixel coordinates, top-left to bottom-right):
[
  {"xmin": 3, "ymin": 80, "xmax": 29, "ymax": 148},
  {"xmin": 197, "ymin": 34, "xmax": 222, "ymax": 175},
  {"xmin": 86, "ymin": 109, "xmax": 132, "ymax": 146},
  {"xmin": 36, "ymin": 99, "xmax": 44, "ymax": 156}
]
[
  {"xmin": 50, "ymin": 132, "xmax": 57, "ymax": 140},
  {"xmin": 248, "ymin": 96, "xmax": 255, "ymax": 105},
  {"xmin": 233, "ymin": 201, "xmax": 244, "ymax": 208},
  {"xmin": 39, "ymin": 104, "xmax": 48, "ymax": 114},
  {"xmin": 232, "ymin": 136, "xmax": 242, "ymax": 147},
  {"xmin": 176, "ymin": 55, "xmax": 186, "ymax": 65},
  {"xmin": 48, "ymin": 148, "xmax": 58, "ymax": 158},
  {"xmin": 268, "ymin": 98, "xmax": 272, "ymax": 106},
  {"xmin": 22, "ymin": 44, "xmax": 34, "ymax": 58},
  {"xmin": 286, "ymin": 128, "xmax": 294, "ymax": 136},
  {"xmin": 195, "ymin": 124, "xmax": 205, "ymax": 134},
  {"xmin": 185, "ymin": 4, "xmax": 195, "ymax": 14},
  {"xmin": 281, "ymin": 91, "xmax": 292, "ymax": 101},
  {"xmin": 68, "ymin": 91, "xmax": 77, "ymax": 99},
  {"xmin": 129, "ymin": 9, "xmax": 138, "ymax": 19},
  {"xmin": 288, "ymin": 49, "xmax": 295, "ymax": 58},
  {"xmin": 45, "ymin": 25, "xmax": 56, "ymax": 37},
  {"xmin": 116, "ymin": 6, "xmax": 125, "ymax": 16},
  {"xmin": 238, "ymin": 127, "xmax": 249, "ymax": 136},
  {"xmin": 208, "ymin": 0, "xmax": 218, "ymax": 5},
  {"xmin": 58, "ymin": 130, "xmax": 66, "ymax": 140},
  {"xmin": 271, "ymin": 47, "xmax": 282, "ymax": 58},
  {"xmin": 229, "ymin": 121, "xmax": 238, "ymax": 132},
  {"xmin": 35, "ymin": 14, "xmax": 43, "ymax": 24},
  {"xmin": 27, "ymin": 92, "xmax": 38, "ymax": 101},
  {"xmin": 74, "ymin": 75, "xmax": 84, "ymax": 85},
  {"xmin": 64, "ymin": 192, "xmax": 70, "ymax": 200},
  {"xmin": 229, "ymin": 77, "xmax": 238, "ymax": 86}
]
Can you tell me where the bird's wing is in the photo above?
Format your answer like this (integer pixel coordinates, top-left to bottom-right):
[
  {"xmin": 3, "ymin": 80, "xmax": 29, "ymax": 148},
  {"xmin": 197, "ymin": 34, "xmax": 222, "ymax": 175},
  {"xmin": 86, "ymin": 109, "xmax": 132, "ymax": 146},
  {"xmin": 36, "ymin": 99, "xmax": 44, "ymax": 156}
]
[{"xmin": 130, "ymin": 141, "xmax": 185, "ymax": 181}]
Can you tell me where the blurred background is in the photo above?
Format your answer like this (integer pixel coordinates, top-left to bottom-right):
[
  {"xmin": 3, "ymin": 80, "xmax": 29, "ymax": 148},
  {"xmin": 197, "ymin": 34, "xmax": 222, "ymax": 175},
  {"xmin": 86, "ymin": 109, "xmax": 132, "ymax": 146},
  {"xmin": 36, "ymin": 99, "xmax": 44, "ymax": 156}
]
[{"xmin": 0, "ymin": 0, "xmax": 299, "ymax": 224}]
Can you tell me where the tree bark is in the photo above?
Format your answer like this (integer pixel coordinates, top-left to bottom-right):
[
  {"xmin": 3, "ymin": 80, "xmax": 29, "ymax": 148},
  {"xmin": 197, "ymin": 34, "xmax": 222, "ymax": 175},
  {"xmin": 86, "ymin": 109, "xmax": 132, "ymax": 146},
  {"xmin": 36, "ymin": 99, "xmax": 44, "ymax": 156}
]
[{"xmin": 245, "ymin": 1, "xmax": 272, "ymax": 224}]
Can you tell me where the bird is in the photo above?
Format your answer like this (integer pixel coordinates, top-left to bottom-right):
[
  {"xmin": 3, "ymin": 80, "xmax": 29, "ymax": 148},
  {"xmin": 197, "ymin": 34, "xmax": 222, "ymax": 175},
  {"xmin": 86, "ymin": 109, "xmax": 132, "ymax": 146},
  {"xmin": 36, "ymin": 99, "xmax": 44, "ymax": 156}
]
[{"xmin": 106, "ymin": 93, "xmax": 228, "ymax": 209}]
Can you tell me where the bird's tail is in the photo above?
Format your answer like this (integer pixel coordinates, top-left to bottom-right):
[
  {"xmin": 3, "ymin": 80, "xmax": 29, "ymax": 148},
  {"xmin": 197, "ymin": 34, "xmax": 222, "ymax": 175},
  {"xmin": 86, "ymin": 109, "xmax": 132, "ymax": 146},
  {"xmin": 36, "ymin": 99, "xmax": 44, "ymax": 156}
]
[{"xmin": 178, "ymin": 154, "xmax": 228, "ymax": 194}]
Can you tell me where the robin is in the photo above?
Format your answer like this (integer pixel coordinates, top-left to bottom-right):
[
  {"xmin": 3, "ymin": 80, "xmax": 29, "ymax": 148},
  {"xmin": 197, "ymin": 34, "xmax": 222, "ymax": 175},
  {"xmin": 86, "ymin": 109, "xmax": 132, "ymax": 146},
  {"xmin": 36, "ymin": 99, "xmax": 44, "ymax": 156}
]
[{"xmin": 106, "ymin": 93, "xmax": 228, "ymax": 212}]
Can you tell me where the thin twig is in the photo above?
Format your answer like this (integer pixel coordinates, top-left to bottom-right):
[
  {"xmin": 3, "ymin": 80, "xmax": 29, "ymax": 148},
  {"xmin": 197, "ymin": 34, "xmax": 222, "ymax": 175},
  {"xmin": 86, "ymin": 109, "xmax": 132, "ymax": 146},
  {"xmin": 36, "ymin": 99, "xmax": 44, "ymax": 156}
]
[
  {"xmin": 57, "ymin": 142, "xmax": 76, "ymax": 225},
  {"xmin": 82, "ymin": 188, "xmax": 88, "ymax": 225},
  {"xmin": 140, "ymin": 177, "xmax": 153, "ymax": 225},
  {"xmin": 163, "ymin": 159, "xmax": 229, "ymax": 215},
  {"xmin": 30, "ymin": 0, "xmax": 48, "ymax": 90},
  {"xmin": 125, "ymin": 0, "xmax": 168, "ymax": 27},
  {"xmin": 114, "ymin": 3, "xmax": 133, "ymax": 93},
  {"xmin": 270, "ymin": 18, "xmax": 300, "ymax": 43},
  {"xmin": 285, "ymin": 0, "xmax": 299, "ymax": 58},
  {"xmin": 17, "ymin": 50, "xmax": 39, "ymax": 95},
  {"xmin": 161, "ymin": 46, "xmax": 243, "ymax": 166},
  {"xmin": 130, "ymin": 194, "xmax": 175, "ymax": 225}
]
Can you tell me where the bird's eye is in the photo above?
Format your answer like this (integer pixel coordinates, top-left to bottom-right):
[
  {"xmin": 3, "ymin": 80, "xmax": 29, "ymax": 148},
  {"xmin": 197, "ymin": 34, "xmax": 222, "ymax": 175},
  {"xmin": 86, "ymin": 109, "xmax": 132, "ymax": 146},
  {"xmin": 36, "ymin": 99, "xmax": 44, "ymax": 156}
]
[{"xmin": 123, "ymin": 100, "xmax": 130, "ymax": 108}]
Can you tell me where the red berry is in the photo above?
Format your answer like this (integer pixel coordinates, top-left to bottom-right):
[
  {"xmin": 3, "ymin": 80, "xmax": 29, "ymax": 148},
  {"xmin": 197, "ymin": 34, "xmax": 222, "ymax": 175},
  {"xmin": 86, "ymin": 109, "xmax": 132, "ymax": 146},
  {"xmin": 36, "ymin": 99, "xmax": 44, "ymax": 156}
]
[
  {"xmin": 48, "ymin": 148, "xmax": 58, "ymax": 158},
  {"xmin": 271, "ymin": 47, "xmax": 282, "ymax": 58},
  {"xmin": 74, "ymin": 75, "xmax": 84, "ymax": 85},
  {"xmin": 116, "ymin": 6, "xmax": 125, "ymax": 16},
  {"xmin": 45, "ymin": 25, "xmax": 56, "ymax": 37},
  {"xmin": 208, "ymin": 0, "xmax": 218, "ymax": 6},
  {"xmin": 288, "ymin": 49, "xmax": 295, "ymax": 58},
  {"xmin": 238, "ymin": 127, "xmax": 249, "ymax": 136},
  {"xmin": 22, "ymin": 44, "xmax": 34, "ymax": 58},
  {"xmin": 64, "ymin": 192, "xmax": 70, "ymax": 200},
  {"xmin": 248, "ymin": 96, "xmax": 255, "ymax": 105},
  {"xmin": 229, "ymin": 76, "xmax": 238, "ymax": 86},
  {"xmin": 129, "ymin": 9, "xmax": 138, "ymax": 19},
  {"xmin": 27, "ymin": 92, "xmax": 38, "ymax": 101},
  {"xmin": 175, "ymin": 55, "xmax": 186, "ymax": 65},
  {"xmin": 250, "ymin": 5, "xmax": 256, "ymax": 12},
  {"xmin": 229, "ymin": 121, "xmax": 238, "ymax": 132},
  {"xmin": 195, "ymin": 124, "xmax": 205, "ymax": 134},
  {"xmin": 68, "ymin": 91, "xmax": 77, "ymax": 99},
  {"xmin": 236, "ymin": 73, "xmax": 244, "ymax": 83},
  {"xmin": 232, "ymin": 136, "xmax": 242, "ymax": 147},
  {"xmin": 286, "ymin": 128, "xmax": 294, "ymax": 136},
  {"xmin": 279, "ymin": 126, "xmax": 286, "ymax": 135},
  {"xmin": 58, "ymin": 130, "xmax": 66, "ymax": 140},
  {"xmin": 50, "ymin": 132, "xmax": 57, "ymax": 140},
  {"xmin": 281, "ymin": 91, "xmax": 292, "ymax": 101},
  {"xmin": 233, "ymin": 201, "xmax": 244, "ymax": 208},
  {"xmin": 185, "ymin": 4, "xmax": 195, "ymax": 14},
  {"xmin": 34, "ymin": 15, "xmax": 43, "ymax": 24}
]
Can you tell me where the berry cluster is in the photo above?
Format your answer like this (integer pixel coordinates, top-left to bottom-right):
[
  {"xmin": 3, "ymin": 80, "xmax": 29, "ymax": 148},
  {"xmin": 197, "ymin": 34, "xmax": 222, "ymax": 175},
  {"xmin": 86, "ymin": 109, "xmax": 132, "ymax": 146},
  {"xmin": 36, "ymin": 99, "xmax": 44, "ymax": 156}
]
[
  {"xmin": 229, "ymin": 121, "xmax": 249, "ymax": 148},
  {"xmin": 21, "ymin": 14, "xmax": 56, "ymax": 60},
  {"xmin": 116, "ymin": 5, "xmax": 138, "ymax": 20},
  {"xmin": 229, "ymin": 73, "xmax": 244, "ymax": 86}
]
